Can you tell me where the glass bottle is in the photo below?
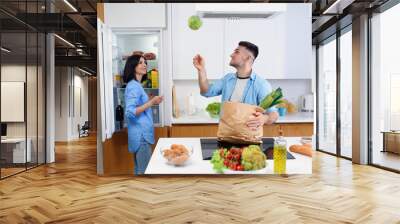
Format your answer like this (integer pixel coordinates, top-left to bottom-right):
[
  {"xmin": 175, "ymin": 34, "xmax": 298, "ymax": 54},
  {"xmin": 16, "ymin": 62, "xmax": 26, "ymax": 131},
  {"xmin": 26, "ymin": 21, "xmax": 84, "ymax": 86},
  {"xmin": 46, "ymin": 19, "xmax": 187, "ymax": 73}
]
[
  {"xmin": 151, "ymin": 69, "xmax": 159, "ymax": 88},
  {"xmin": 274, "ymin": 130, "xmax": 287, "ymax": 174}
]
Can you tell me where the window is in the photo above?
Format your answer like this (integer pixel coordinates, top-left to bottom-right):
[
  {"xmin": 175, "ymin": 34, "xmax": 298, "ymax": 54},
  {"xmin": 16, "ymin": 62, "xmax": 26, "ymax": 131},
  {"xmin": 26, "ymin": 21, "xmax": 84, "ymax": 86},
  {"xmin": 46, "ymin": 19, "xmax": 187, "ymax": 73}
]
[
  {"xmin": 0, "ymin": 1, "xmax": 47, "ymax": 179},
  {"xmin": 370, "ymin": 2, "xmax": 400, "ymax": 171},
  {"xmin": 317, "ymin": 36, "xmax": 337, "ymax": 155},
  {"xmin": 339, "ymin": 28, "xmax": 352, "ymax": 158}
]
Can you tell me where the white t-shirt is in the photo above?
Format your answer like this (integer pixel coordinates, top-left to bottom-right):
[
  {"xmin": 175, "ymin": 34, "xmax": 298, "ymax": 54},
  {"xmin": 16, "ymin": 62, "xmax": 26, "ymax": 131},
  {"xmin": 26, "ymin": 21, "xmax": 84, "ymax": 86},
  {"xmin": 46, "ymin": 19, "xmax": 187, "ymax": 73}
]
[{"xmin": 230, "ymin": 77, "xmax": 249, "ymax": 102}]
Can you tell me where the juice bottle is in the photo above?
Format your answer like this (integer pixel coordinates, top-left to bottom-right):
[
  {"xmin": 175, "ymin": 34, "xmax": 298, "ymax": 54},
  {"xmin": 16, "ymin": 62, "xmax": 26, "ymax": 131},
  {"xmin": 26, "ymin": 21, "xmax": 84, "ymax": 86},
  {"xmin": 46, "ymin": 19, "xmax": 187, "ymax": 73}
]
[
  {"xmin": 151, "ymin": 69, "xmax": 159, "ymax": 88},
  {"xmin": 274, "ymin": 130, "xmax": 287, "ymax": 174}
]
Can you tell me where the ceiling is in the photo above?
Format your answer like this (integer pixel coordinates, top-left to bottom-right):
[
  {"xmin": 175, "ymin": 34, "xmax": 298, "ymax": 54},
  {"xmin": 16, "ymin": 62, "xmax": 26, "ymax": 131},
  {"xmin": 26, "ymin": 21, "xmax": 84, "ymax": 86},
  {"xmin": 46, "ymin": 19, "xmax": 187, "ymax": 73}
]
[
  {"xmin": 0, "ymin": 0, "xmax": 97, "ymax": 74},
  {"xmin": 1, "ymin": 0, "xmax": 395, "ymax": 75}
]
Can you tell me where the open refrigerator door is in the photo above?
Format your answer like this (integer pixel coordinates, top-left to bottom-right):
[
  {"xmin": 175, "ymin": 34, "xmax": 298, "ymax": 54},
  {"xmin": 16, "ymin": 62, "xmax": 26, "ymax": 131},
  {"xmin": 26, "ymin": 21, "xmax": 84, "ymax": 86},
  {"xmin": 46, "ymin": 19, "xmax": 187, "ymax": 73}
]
[{"xmin": 111, "ymin": 30, "xmax": 163, "ymax": 130}]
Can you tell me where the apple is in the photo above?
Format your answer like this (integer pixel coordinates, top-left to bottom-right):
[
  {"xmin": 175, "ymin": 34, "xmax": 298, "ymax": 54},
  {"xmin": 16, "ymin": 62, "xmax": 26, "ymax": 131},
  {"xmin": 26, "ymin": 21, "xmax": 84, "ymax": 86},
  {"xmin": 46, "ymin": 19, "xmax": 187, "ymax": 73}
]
[{"xmin": 188, "ymin": 15, "xmax": 202, "ymax": 30}]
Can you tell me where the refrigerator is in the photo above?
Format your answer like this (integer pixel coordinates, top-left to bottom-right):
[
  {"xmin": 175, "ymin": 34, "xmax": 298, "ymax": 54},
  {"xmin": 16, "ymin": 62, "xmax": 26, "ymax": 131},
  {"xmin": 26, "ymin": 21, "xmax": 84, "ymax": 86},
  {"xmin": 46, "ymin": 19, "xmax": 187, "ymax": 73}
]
[{"xmin": 111, "ymin": 31, "xmax": 164, "ymax": 131}]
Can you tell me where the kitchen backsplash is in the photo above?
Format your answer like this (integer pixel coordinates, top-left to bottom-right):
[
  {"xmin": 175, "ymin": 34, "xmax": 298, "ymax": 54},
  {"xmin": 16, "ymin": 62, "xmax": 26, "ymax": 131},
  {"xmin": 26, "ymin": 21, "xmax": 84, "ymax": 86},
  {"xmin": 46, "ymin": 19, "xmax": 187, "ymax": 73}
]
[
  {"xmin": 269, "ymin": 79, "xmax": 313, "ymax": 108},
  {"xmin": 173, "ymin": 79, "xmax": 312, "ymax": 116}
]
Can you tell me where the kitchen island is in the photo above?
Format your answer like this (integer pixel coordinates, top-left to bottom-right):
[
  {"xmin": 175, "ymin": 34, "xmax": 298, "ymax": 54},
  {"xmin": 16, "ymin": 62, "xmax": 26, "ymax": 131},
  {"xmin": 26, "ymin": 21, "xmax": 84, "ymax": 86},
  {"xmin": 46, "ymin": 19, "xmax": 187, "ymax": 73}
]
[{"xmin": 145, "ymin": 137, "xmax": 312, "ymax": 175}]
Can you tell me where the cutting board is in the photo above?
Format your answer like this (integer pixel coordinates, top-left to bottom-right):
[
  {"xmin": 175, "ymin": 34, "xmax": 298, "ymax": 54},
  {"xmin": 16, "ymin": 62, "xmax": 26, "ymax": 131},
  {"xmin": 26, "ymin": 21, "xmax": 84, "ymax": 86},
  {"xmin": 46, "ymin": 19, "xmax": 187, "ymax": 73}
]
[{"xmin": 172, "ymin": 85, "xmax": 180, "ymax": 118}]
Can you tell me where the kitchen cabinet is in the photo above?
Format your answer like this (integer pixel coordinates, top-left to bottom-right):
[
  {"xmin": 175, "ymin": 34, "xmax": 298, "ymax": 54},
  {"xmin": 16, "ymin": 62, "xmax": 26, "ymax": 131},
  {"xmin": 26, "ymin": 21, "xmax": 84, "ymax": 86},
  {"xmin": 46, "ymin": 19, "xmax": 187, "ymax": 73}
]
[
  {"xmin": 278, "ymin": 4, "xmax": 312, "ymax": 79},
  {"xmin": 171, "ymin": 4, "xmax": 311, "ymax": 80},
  {"xmin": 223, "ymin": 4, "xmax": 311, "ymax": 79},
  {"xmin": 223, "ymin": 18, "xmax": 279, "ymax": 78},
  {"xmin": 279, "ymin": 123, "xmax": 313, "ymax": 136},
  {"xmin": 171, "ymin": 4, "xmax": 224, "ymax": 80},
  {"xmin": 104, "ymin": 3, "xmax": 166, "ymax": 28},
  {"xmin": 102, "ymin": 127, "xmax": 169, "ymax": 176},
  {"xmin": 170, "ymin": 124, "xmax": 219, "ymax": 137},
  {"xmin": 153, "ymin": 127, "xmax": 170, "ymax": 150},
  {"xmin": 170, "ymin": 123, "xmax": 313, "ymax": 137},
  {"xmin": 103, "ymin": 129, "xmax": 132, "ymax": 176},
  {"xmin": 264, "ymin": 123, "xmax": 313, "ymax": 137}
]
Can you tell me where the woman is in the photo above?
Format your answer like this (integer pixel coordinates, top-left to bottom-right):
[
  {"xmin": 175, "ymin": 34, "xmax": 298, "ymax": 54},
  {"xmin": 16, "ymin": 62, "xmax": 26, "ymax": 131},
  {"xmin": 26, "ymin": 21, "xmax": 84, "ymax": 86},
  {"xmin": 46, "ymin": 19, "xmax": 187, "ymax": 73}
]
[{"xmin": 123, "ymin": 55, "xmax": 163, "ymax": 175}]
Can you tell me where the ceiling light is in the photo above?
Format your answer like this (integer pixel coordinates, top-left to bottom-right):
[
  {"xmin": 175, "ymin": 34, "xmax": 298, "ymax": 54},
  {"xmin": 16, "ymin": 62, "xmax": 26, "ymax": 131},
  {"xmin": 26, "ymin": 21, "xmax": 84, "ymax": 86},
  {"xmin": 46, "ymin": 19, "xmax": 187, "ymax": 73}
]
[
  {"xmin": 322, "ymin": 0, "xmax": 354, "ymax": 15},
  {"xmin": 63, "ymin": 0, "xmax": 78, "ymax": 12},
  {"xmin": 78, "ymin": 67, "xmax": 93, "ymax": 76},
  {"xmin": 54, "ymin": 34, "xmax": 75, "ymax": 48},
  {"xmin": 1, "ymin": 47, "xmax": 11, "ymax": 53}
]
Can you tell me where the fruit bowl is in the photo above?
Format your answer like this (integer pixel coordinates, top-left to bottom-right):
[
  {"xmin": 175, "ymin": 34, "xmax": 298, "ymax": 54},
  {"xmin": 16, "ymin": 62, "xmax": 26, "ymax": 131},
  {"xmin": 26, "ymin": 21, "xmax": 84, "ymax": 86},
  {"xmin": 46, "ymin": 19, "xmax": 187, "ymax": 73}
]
[{"xmin": 161, "ymin": 144, "xmax": 193, "ymax": 166}]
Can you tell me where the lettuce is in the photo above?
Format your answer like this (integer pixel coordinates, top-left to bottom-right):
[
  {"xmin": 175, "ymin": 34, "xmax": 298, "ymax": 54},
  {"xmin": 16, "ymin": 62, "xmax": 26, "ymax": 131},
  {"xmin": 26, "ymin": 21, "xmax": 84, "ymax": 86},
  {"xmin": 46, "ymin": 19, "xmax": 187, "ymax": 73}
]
[{"xmin": 206, "ymin": 102, "xmax": 221, "ymax": 117}]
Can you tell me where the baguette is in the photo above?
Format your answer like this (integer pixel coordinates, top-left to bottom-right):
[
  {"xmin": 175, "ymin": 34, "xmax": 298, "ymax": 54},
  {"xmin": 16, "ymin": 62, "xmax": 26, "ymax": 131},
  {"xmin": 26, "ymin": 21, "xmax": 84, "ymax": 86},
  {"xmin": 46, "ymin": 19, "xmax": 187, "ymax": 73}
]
[{"xmin": 289, "ymin": 144, "xmax": 313, "ymax": 157}]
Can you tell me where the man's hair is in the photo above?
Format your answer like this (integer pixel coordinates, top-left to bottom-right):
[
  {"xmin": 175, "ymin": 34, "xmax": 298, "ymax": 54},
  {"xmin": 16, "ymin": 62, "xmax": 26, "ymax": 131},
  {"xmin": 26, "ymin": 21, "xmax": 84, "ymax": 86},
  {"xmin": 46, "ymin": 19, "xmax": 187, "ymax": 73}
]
[{"xmin": 239, "ymin": 41, "xmax": 259, "ymax": 60}]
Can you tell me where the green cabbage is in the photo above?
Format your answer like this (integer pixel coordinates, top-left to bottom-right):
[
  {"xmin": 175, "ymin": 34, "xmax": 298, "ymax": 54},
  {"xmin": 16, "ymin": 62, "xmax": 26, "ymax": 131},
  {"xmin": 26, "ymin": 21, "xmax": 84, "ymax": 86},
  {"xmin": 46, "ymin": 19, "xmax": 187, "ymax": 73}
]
[{"xmin": 241, "ymin": 145, "xmax": 267, "ymax": 171}]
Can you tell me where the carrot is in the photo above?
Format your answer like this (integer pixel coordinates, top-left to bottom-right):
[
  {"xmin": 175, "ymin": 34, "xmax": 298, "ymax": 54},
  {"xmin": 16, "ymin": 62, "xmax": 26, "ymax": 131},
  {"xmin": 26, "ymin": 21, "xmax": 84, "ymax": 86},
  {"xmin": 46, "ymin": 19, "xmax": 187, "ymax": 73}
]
[{"xmin": 289, "ymin": 144, "xmax": 313, "ymax": 157}]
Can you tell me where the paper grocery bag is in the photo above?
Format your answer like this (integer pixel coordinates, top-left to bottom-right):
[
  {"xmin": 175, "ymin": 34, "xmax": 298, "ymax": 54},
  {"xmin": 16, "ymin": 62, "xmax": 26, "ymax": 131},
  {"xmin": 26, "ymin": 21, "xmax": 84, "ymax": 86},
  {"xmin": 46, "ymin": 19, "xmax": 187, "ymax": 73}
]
[{"xmin": 217, "ymin": 101, "xmax": 264, "ymax": 144}]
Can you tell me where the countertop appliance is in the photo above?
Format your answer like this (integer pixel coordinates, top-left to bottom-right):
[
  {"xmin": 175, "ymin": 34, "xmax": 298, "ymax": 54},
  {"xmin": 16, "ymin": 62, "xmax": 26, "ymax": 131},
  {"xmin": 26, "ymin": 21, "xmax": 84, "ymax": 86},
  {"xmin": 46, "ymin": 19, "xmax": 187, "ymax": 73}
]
[
  {"xmin": 200, "ymin": 138, "xmax": 295, "ymax": 160},
  {"xmin": 300, "ymin": 94, "xmax": 314, "ymax": 112}
]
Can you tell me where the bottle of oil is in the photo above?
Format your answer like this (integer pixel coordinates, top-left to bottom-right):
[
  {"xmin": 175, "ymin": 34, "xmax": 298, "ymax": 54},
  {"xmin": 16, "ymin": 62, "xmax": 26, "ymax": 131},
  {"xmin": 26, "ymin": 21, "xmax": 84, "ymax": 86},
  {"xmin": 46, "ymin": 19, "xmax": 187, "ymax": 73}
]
[{"xmin": 274, "ymin": 129, "xmax": 287, "ymax": 174}]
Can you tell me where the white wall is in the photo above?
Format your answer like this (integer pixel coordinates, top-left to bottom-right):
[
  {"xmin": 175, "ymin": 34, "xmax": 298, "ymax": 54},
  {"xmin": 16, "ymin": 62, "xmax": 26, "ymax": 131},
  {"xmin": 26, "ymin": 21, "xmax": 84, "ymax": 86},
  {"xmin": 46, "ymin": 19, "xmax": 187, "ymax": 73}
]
[
  {"xmin": 54, "ymin": 67, "xmax": 89, "ymax": 141},
  {"xmin": 55, "ymin": 67, "xmax": 69, "ymax": 141},
  {"xmin": 104, "ymin": 3, "xmax": 166, "ymax": 28},
  {"xmin": 173, "ymin": 80, "xmax": 221, "ymax": 116},
  {"xmin": 269, "ymin": 79, "xmax": 312, "ymax": 108},
  {"xmin": 71, "ymin": 73, "xmax": 89, "ymax": 138},
  {"xmin": 1, "ymin": 65, "xmax": 36, "ymax": 137},
  {"xmin": 1, "ymin": 63, "xmax": 46, "ymax": 164}
]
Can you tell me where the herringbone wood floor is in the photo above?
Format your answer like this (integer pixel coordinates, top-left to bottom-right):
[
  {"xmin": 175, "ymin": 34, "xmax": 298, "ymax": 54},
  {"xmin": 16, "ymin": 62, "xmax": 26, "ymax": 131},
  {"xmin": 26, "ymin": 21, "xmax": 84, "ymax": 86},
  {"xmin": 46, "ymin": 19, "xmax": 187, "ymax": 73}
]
[{"xmin": 1, "ymin": 135, "xmax": 400, "ymax": 224}]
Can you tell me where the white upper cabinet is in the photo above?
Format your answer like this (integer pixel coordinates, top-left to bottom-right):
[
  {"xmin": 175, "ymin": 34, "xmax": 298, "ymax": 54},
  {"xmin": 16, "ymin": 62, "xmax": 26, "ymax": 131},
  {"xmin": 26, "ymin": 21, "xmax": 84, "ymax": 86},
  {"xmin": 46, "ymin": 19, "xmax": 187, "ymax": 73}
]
[
  {"xmin": 104, "ymin": 3, "xmax": 166, "ymax": 28},
  {"xmin": 171, "ymin": 4, "xmax": 224, "ymax": 80},
  {"xmin": 279, "ymin": 4, "xmax": 312, "ymax": 79},
  {"xmin": 223, "ymin": 18, "xmax": 279, "ymax": 78},
  {"xmin": 223, "ymin": 4, "xmax": 312, "ymax": 79}
]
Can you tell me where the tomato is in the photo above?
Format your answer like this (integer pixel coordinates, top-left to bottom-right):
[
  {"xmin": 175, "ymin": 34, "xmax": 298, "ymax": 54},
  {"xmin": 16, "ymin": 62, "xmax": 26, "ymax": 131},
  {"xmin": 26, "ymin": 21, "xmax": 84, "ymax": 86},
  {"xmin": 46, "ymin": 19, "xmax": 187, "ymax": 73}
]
[
  {"xmin": 237, "ymin": 165, "xmax": 244, "ymax": 171},
  {"xmin": 227, "ymin": 154, "xmax": 233, "ymax": 160},
  {"xmin": 223, "ymin": 160, "xmax": 229, "ymax": 167},
  {"xmin": 230, "ymin": 163, "xmax": 236, "ymax": 170},
  {"xmin": 234, "ymin": 154, "xmax": 240, "ymax": 161}
]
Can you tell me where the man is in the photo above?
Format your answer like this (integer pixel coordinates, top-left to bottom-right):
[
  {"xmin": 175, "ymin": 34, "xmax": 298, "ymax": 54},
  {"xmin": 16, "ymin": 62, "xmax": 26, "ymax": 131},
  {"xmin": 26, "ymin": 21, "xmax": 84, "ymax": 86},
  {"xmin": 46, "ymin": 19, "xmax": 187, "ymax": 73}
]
[{"xmin": 193, "ymin": 41, "xmax": 279, "ymax": 131}]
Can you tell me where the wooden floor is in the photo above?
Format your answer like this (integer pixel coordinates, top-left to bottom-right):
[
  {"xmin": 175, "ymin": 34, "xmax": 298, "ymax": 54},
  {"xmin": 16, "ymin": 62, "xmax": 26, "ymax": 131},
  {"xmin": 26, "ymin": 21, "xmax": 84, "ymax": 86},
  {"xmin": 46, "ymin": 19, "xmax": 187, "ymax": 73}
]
[
  {"xmin": 1, "ymin": 135, "xmax": 400, "ymax": 223},
  {"xmin": 373, "ymin": 150, "xmax": 400, "ymax": 171},
  {"xmin": 1, "ymin": 167, "xmax": 26, "ymax": 178}
]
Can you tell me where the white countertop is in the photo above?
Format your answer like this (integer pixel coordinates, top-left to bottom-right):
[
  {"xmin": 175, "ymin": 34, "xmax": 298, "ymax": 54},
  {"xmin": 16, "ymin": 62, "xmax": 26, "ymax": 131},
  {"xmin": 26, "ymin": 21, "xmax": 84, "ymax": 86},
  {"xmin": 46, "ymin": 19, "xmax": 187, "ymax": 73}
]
[
  {"xmin": 145, "ymin": 137, "xmax": 312, "ymax": 175},
  {"xmin": 1, "ymin": 137, "xmax": 30, "ymax": 143},
  {"xmin": 172, "ymin": 111, "xmax": 314, "ymax": 124}
]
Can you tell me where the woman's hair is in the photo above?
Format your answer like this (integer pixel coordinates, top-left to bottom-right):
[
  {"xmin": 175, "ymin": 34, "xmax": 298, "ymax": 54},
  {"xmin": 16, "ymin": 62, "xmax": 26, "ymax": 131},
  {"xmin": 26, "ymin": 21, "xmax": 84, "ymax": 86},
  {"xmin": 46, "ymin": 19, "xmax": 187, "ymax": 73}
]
[{"xmin": 123, "ymin": 54, "xmax": 148, "ymax": 83}]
